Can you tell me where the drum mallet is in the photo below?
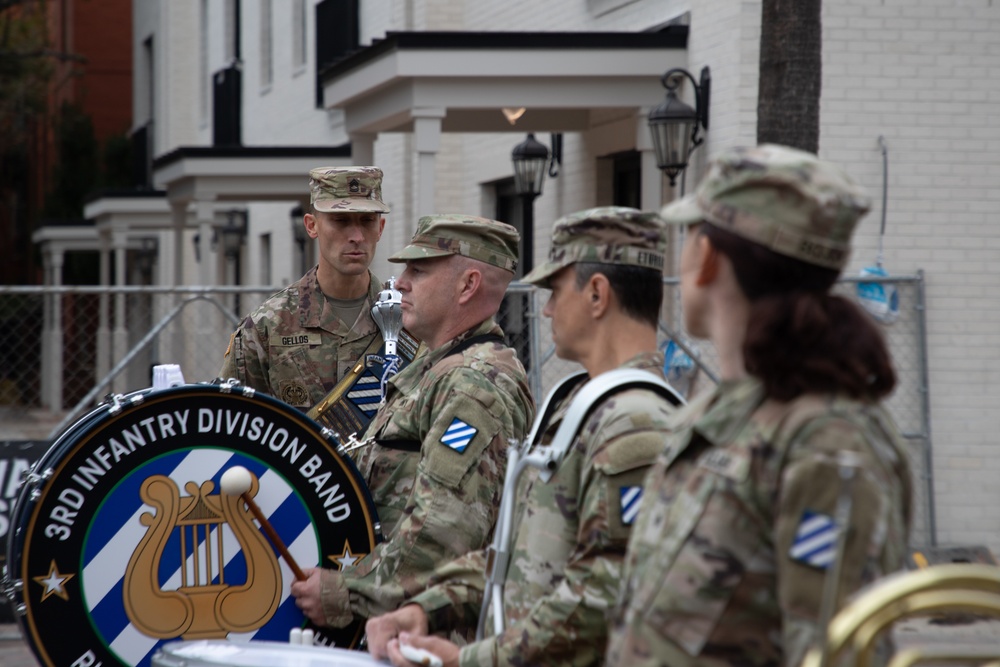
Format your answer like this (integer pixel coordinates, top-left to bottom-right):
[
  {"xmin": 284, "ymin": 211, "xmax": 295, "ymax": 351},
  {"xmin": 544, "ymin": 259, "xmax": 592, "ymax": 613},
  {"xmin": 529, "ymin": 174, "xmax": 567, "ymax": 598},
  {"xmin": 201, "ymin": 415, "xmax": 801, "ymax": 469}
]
[{"xmin": 221, "ymin": 466, "xmax": 307, "ymax": 582}]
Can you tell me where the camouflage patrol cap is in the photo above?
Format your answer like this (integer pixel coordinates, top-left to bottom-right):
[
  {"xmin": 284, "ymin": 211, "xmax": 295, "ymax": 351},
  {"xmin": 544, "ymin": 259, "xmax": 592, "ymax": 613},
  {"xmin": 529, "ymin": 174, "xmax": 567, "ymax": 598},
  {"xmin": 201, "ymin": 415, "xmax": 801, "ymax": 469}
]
[
  {"xmin": 660, "ymin": 144, "xmax": 871, "ymax": 270},
  {"xmin": 388, "ymin": 214, "xmax": 520, "ymax": 273},
  {"xmin": 309, "ymin": 166, "xmax": 390, "ymax": 213},
  {"xmin": 522, "ymin": 206, "xmax": 667, "ymax": 287}
]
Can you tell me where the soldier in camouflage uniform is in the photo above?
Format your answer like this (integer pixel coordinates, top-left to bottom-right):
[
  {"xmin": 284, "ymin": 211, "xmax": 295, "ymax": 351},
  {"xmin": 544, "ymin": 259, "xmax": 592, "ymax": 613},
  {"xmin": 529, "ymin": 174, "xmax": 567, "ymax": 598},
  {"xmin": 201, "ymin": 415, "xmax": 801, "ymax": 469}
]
[
  {"xmin": 218, "ymin": 166, "xmax": 389, "ymax": 410},
  {"xmin": 290, "ymin": 214, "xmax": 534, "ymax": 629},
  {"xmin": 606, "ymin": 145, "xmax": 913, "ymax": 667},
  {"xmin": 364, "ymin": 207, "xmax": 681, "ymax": 667}
]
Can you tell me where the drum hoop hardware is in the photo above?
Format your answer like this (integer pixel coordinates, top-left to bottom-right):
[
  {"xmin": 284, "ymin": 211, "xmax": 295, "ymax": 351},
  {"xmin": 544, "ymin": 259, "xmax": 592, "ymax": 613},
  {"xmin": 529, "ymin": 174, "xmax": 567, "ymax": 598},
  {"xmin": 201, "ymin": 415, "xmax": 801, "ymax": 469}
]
[
  {"xmin": 105, "ymin": 391, "xmax": 147, "ymax": 416},
  {"xmin": 217, "ymin": 378, "xmax": 257, "ymax": 398},
  {"xmin": 339, "ymin": 432, "xmax": 373, "ymax": 455}
]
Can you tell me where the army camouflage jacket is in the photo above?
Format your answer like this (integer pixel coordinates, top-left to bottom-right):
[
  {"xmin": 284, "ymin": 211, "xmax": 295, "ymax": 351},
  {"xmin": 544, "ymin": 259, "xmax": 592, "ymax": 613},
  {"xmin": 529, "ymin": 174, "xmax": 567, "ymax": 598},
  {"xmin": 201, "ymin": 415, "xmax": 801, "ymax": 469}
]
[
  {"xmin": 218, "ymin": 267, "xmax": 381, "ymax": 410},
  {"xmin": 606, "ymin": 376, "xmax": 912, "ymax": 667},
  {"xmin": 315, "ymin": 319, "xmax": 534, "ymax": 627},
  {"xmin": 408, "ymin": 352, "xmax": 677, "ymax": 667}
]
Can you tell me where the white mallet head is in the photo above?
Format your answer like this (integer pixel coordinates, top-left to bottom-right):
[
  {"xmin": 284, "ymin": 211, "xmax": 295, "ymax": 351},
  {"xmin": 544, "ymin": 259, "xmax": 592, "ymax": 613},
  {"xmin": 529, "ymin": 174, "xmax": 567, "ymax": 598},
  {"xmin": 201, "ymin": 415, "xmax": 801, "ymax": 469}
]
[{"xmin": 220, "ymin": 466, "xmax": 253, "ymax": 495}]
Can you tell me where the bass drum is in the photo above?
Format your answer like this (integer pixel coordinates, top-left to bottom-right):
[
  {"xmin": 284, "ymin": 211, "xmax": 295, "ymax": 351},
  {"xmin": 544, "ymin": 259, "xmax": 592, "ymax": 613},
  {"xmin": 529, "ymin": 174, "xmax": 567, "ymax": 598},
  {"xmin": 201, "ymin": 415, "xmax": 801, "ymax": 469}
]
[
  {"xmin": 4, "ymin": 382, "xmax": 382, "ymax": 667},
  {"xmin": 153, "ymin": 639, "xmax": 382, "ymax": 667}
]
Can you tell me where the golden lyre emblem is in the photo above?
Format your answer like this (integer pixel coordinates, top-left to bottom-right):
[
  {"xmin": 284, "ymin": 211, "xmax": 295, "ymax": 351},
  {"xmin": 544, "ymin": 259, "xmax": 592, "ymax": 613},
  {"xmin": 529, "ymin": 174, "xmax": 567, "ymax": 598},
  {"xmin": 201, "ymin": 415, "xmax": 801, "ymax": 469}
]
[{"xmin": 123, "ymin": 473, "xmax": 282, "ymax": 639}]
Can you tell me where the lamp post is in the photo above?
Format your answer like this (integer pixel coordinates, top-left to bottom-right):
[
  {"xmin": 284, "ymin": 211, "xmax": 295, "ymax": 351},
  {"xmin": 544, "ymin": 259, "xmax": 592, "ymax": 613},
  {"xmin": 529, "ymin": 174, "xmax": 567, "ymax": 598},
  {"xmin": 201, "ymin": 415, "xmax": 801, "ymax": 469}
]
[
  {"xmin": 511, "ymin": 133, "xmax": 549, "ymax": 274},
  {"xmin": 290, "ymin": 204, "xmax": 308, "ymax": 275},
  {"xmin": 648, "ymin": 66, "xmax": 711, "ymax": 186},
  {"xmin": 221, "ymin": 209, "xmax": 248, "ymax": 314}
]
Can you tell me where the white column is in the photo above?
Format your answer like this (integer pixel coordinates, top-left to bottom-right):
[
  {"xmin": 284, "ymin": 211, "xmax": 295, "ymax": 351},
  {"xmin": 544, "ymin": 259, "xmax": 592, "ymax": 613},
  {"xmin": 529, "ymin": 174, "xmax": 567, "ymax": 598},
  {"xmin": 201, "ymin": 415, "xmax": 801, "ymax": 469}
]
[
  {"xmin": 195, "ymin": 199, "xmax": 216, "ymax": 286},
  {"xmin": 96, "ymin": 227, "xmax": 112, "ymax": 382},
  {"xmin": 165, "ymin": 200, "xmax": 189, "ymax": 369},
  {"xmin": 111, "ymin": 225, "xmax": 130, "ymax": 393},
  {"xmin": 43, "ymin": 248, "xmax": 65, "ymax": 410},
  {"xmin": 170, "ymin": 200, "xmax": 187, "ymax": 286},
  {"xmin": 40, "ymin": 249, "xmax": 53, "ymax": 410},
  {"xmin": 350, "ymin": 132, "xmax": 376, "ymax": 166},
  {"xmin": 195, "ymin": 199, "xmax": 220, "ymax": 382},
  {"xmin": 412, "ymin": 109, "xmax": 445, "ymax": 218}
]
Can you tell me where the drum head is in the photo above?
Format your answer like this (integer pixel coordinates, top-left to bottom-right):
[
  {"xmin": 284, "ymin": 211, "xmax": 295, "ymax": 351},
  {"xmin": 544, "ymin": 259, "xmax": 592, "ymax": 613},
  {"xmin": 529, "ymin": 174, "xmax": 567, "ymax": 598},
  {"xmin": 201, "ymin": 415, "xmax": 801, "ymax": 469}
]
[
  {"xmin": 153, "ymin": 640, "xmax": 380, "ymax": 667},
  {"xmin": 9, "ymin": 384, "xmax": 381, "ymax": 667}
]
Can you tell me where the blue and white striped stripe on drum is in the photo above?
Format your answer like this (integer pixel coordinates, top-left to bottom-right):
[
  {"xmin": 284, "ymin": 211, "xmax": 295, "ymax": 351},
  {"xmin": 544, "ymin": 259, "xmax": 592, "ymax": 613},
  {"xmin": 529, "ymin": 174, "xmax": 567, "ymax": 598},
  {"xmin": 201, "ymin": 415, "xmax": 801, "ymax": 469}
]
[{"xmin": 81, "ymin": 449, "xmax": 318, "ymax": 667}]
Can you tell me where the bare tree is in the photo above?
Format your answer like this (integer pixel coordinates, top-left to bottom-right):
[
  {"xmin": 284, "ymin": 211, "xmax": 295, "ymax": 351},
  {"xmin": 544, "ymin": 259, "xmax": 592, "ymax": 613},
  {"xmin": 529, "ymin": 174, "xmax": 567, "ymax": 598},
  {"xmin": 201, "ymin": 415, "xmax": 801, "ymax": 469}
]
[
  {"xmin": 757, "ymin": 0, "xmax": 821, "ymax": 153},
  {"xmin": 0, "ymin": 4, "xmax": 52, "ymax": 157}
]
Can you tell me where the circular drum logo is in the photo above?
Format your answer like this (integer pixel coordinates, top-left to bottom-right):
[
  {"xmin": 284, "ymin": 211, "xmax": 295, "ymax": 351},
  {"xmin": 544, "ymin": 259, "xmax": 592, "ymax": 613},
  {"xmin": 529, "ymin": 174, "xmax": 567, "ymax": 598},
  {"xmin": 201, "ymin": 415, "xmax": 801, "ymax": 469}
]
[{"xmin": 13, "ymin": 387, "xmax": 380, "ymax": 667}]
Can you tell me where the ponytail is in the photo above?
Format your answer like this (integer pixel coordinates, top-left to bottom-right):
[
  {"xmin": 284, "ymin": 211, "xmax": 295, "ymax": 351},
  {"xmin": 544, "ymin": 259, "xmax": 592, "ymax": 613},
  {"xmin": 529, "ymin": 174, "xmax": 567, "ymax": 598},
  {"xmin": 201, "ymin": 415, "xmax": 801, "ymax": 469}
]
[
  {"xmin": 700, "ymin": 224, "xmax": 896, "ymax": 402},
  {"xmin": 744, "ymin": 292, "xmax": 896, "ymax": 401}
]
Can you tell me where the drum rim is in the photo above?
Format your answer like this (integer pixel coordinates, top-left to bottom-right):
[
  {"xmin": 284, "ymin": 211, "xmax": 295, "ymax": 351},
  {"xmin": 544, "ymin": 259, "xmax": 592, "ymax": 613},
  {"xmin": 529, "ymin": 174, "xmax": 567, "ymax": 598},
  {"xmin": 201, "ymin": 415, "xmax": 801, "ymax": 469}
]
[{"xmin": 153, "ymin": 639, "xmax": 382, "ymax": 666}]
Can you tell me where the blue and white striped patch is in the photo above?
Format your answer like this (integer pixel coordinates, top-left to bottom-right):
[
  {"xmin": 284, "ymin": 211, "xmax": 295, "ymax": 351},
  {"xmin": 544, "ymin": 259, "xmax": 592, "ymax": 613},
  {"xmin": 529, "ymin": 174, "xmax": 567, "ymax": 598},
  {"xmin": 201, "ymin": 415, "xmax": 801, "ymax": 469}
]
[
  {"xmin": 619, "ymin": 485, "xmax": 643, "ymax": 525},
  {"xmin": 440, "ymin": 417, "xmax": 477, "ymax": 454},
  {"xmin": 789, "ymin": 510, "xmax": 839, "ymax": 569},
  {"xmin": 348, "ymin": 372, "xmax": 382, "ymax": 417}
]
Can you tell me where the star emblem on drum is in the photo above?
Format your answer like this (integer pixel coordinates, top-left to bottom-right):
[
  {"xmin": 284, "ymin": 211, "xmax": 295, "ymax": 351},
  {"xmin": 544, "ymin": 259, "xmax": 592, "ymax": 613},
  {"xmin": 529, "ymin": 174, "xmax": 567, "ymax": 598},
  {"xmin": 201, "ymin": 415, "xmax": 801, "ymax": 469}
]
[
  {"xmin": 327, "ymin": 540, "xmax": 366, "ymax": 569},
  {"xmin": 33, "ymin": 560, "xmax": 75, "ymax": 602}
]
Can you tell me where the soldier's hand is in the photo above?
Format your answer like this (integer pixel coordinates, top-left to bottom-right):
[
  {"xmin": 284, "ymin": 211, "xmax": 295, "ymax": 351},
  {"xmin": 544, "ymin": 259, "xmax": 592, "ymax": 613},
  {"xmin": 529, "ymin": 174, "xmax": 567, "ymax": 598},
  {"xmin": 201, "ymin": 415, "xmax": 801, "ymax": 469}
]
[
  {"xmin": 387, "ymin": 632, "xmax": 457, "ymax": 667},
  {"xmin": 366, "ymin": 605, "xmax": 429, "ymax": 660},
  {"xmin": 290, "ymin": 567, "xmax": 326, "ymax": 626}
]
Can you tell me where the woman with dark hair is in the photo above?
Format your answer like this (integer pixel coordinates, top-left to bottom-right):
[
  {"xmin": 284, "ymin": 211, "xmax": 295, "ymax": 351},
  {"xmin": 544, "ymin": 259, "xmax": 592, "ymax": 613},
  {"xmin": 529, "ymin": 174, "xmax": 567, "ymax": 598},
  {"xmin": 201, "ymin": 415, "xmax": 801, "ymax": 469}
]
[{"xmin": 606, "ymin": 144, "xmax": 913, "ymax": 667}]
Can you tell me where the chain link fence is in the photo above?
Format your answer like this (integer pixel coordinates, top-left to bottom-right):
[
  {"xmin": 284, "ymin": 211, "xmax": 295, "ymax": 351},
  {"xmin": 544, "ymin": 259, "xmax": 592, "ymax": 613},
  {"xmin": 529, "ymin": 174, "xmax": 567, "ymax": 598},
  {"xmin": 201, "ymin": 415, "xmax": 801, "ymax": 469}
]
[{"xmin": 0, "ymin": 273, "xmax": 933, "ymax": 546}]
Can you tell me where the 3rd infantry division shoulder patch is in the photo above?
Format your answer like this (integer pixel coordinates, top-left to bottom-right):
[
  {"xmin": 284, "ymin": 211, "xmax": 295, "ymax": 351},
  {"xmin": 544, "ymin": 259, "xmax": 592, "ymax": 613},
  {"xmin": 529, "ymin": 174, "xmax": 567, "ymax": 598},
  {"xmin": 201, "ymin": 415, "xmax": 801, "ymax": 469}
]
[
  {"xmin": 619, "ymin": 486, "xmax": 643, "ymax": 525},
  {"xmin": 789, "ymin": 510, "xmax": 838, "ymax": 569},
  {"xmin": 440, "ymin": 418, "xmax": 476, "ymax": 454}
]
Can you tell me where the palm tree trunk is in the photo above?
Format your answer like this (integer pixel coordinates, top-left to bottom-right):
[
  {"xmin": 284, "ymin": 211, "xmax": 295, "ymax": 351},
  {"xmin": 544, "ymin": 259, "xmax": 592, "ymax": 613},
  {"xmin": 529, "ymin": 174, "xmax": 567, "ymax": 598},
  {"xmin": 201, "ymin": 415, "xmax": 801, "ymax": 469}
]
[{"xmin": 757, "ymin": 0, "xmax": 822, "ymax": 153}]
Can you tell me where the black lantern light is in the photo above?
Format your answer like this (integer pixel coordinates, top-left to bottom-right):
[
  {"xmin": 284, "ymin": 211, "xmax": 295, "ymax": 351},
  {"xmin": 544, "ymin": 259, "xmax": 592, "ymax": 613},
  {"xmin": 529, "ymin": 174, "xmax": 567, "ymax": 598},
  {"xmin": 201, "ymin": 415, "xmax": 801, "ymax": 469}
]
[
  {"xmin": 220, "ymin": 209, "xmax": 248, "ymax": 261},
  {"xmin": 648, "ymin": 66, "xmax": 711, "ymax": 186},
  {"xmin": 290, "ymin": 204, "xmax": 308, "ymax": 273},
  {"xmin": 511, "ymin": 133, "xmax": 549, "ymax": 198},
  {"xmin": 510, "ymin": 133, "xmax": 562, "ymax": 274},
  {"xmin": 290, "ymin": 204, "xmax": 307, "ymax": 248}
]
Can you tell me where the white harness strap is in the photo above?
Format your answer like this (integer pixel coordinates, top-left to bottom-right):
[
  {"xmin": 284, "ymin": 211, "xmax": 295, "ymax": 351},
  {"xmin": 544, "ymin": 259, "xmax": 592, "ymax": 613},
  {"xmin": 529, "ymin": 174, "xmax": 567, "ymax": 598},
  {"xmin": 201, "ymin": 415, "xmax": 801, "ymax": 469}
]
[
  {"xmin": 479, "ymin": 368, "xmax": 684, "ymax": 639},
  {"xmin": 527, "ymin": 368, "xmax": 685, "ymax": 482}
]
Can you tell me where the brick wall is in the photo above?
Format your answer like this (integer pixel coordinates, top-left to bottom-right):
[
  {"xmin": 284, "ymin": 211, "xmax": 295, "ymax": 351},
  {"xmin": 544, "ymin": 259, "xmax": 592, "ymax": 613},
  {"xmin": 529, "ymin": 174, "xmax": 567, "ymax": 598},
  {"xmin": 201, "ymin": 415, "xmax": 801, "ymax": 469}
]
[{"xmin": 822, "ymin": 0, "xmax": 1000, "ymax": 550}]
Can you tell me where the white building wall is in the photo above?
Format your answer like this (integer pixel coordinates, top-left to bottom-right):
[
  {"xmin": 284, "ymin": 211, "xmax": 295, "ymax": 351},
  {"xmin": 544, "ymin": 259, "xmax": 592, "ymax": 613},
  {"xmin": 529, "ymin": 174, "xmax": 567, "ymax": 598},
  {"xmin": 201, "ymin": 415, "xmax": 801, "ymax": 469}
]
[
  {"xmin": 161, "ymin": 3, "xmax": 202, "ymax": 152},
  {"xmin": 133, "ymin": 1, "xmax": 202, "ymax": 152},
  {"xmin": 242, "ymin": 0, "xmax": 340, "ymax": 145},
  {"xmin": 822, "ymin": 0, "xmax": 1000, "ymax": 550}
]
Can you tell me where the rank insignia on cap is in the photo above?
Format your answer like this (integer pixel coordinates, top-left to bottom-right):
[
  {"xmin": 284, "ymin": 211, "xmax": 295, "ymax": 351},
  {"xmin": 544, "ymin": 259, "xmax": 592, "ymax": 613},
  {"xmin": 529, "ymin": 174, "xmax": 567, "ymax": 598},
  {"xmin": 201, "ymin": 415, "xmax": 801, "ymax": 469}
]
[
  {"xmin": 349, "ymin": 178, "xmax": 361, "ymax": 193},
  {"xmin": 619, "ymin": 485, "xmax": 642, "ymax": 525},
  {"xmin": 440, "ymin": 417, "xmax": 476, "ymax": 454},
  {"xmin": 789, "ymin": 510, "xmax": 839, "ymax": 569}
]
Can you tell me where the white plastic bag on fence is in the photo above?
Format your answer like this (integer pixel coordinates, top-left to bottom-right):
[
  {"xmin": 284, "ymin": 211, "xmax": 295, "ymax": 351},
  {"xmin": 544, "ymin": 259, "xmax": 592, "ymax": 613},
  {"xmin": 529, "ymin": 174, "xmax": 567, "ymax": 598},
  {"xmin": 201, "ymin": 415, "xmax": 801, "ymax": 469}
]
[{"xmin": 857, "ymin": 265, "xmax": 900, "ymax": 325}]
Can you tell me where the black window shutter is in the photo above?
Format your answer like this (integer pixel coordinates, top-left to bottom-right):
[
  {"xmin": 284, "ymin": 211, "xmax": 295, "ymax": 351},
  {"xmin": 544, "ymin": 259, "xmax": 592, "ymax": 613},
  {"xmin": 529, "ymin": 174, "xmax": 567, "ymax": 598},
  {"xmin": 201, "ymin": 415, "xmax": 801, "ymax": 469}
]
[
  {"xmin": 315, "ymin": 0, "xmax": 359, "ymax": 108},
  {"xmin": 213, "ymin": 64, "xmax": 243, "ymax": 146}
]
